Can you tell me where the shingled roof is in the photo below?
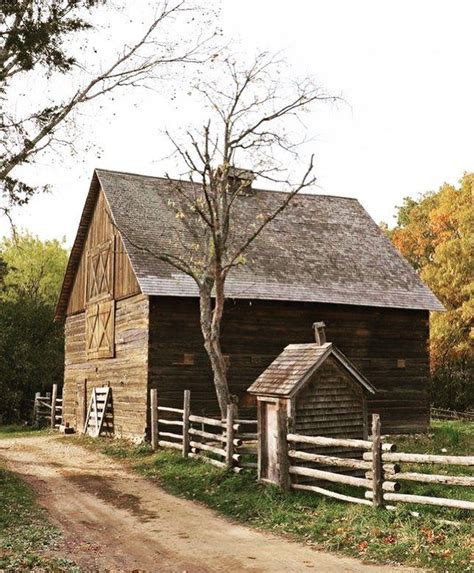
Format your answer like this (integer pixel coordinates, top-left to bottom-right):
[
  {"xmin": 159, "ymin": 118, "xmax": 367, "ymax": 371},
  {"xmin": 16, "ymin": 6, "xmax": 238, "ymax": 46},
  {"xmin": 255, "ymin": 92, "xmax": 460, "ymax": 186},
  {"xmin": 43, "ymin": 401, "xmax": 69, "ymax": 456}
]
[
  {"xmin": 56, "ymin": 168, "xmax": 444, "ymax": 318},
  {"xmin": 247, "ymin": 343, "xmax": 376, "ymax": 397}
]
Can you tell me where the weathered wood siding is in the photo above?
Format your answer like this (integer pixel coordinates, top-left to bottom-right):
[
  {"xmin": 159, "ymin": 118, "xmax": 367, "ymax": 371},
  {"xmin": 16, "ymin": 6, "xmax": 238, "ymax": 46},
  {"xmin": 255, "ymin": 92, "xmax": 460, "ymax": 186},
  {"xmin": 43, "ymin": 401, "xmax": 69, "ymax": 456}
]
[
  {"xmin": 62, "ymin": 294, "xmax": 149, "ymax": 439},
  {"xmin": 294, "ymin": 356, "xmax": 366, "ymax": 439},
  {"xmin": 66, "ymin": 190, "xmax": 140, "ymax": 315},
  {"xmin": 149, "ymin": 297, "xmax": 430, "ymax": 433}
]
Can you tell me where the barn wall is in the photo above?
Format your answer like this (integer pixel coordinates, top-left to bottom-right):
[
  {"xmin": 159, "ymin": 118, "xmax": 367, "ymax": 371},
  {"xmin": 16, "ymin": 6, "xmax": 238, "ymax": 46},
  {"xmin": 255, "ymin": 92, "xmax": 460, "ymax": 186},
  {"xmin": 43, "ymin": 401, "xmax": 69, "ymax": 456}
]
[
  {"xmin": 66, "ymin": 189, "xmax": 140, "ymax": 315},
  {"xmin": 149, "ymin": 297, "xmax": 430, "ymax": 433},
  {"xmin": 294, "ymin": 356, "xmax": 366, "ymax": 439},
  {"xmin": 62, "ymin": 294, "xmax": 150, "ymax": 439}
]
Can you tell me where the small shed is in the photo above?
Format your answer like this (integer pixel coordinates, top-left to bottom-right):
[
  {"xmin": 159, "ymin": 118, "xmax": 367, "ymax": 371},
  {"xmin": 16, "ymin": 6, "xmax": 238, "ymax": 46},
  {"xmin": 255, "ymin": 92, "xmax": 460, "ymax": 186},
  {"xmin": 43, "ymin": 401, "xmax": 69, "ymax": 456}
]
[{"xmin": 247, "ymin": 323, "xmax": 376, "ymax": 486}]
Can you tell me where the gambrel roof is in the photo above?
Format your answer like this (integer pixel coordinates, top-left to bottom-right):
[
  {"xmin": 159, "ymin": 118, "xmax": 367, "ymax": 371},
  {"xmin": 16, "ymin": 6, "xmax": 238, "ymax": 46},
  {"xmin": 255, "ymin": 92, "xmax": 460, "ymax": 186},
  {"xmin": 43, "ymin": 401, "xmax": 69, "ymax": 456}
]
[
  {"xmin": 247, "ymin": 342, "xmax": 376, "ymax": 397},
  {"xmin": 55, "ymin": 168, "xmax": 443, "ymax": 318}
]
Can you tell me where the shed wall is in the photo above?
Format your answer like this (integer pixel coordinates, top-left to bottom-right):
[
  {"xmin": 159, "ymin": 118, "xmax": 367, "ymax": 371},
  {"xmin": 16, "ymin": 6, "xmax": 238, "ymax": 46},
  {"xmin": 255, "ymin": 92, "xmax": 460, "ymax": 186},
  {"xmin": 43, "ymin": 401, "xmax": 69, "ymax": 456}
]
[
  {"xmin": 294, "ymin": 356, "xmax": 366, "ymax": 439},
  {"xmin": 149, "ymin": 297, "xmax": 430, "ymax": 433}
]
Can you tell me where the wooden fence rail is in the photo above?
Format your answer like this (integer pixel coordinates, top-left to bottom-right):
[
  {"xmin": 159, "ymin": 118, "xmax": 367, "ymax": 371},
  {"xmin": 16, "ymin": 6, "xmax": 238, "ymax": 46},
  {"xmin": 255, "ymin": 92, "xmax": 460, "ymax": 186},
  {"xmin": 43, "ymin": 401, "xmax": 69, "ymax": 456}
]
[
  {"xmin": 33, "ymin": 384, "xmax": 63, "ymax": 428},
  {"xmin": 431, "ymin": 407, "xmax": 474, "ymax": 422},
  {"xmin": 287, "ymin": 413, "xmax": 473, "ymax": 511},
  {"xmin": 287, "ymin": 414, "xmax": 387, "ymax": 507},
  {"xmin": 150, "ymin": 389, "xmax": 257, "ymax": 473},
  {"xmin": 149, "ymin": 392, "xmax": 473, "ymax": 512}
]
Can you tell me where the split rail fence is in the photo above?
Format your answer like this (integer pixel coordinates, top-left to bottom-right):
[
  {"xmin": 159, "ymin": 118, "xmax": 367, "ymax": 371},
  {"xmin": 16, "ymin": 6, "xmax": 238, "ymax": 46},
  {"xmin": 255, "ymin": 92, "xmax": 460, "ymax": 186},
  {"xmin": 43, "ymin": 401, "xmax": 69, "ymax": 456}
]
[
  {"xmin": 150, "ymin": 389, "xmax": 257, "ymax": 473},
  {"xmin": 33, "ymin": 384, "xmax": 63, "ymax": 428},
  {"xmin": 431, "ymin": 407, "xmax": 474, "ymax": 422},
  {"xmin": 151, "ymin": 392, "xmax": 473, "ymax": 511},
  {"xmin": 286, "ymin": 414, "xmax": 474, "ymax": 511}
]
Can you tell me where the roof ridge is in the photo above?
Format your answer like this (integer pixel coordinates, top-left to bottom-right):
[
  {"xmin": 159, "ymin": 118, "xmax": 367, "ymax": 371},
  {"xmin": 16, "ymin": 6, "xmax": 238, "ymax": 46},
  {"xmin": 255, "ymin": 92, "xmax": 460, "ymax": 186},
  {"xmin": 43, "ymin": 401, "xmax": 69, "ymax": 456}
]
[{"xmin": 94, "ymin": 167, "xmax": 359, "ymax": 201}]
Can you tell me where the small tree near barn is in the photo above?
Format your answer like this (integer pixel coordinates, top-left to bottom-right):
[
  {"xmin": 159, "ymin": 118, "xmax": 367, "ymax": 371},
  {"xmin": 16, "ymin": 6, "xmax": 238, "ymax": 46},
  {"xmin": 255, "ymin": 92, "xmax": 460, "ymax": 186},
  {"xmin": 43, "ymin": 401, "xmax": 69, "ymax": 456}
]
[{"xmin": 129, "ymin": 53, "xmax": 336, "ymax": 416}]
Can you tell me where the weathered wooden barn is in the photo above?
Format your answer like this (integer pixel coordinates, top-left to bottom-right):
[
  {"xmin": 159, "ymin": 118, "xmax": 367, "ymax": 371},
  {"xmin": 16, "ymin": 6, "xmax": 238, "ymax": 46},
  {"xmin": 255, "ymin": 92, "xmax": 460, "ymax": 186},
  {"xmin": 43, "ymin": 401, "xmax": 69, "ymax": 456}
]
[{"xmin": 55, "ymin": 168, "xmax": 443, "ymax": 439}]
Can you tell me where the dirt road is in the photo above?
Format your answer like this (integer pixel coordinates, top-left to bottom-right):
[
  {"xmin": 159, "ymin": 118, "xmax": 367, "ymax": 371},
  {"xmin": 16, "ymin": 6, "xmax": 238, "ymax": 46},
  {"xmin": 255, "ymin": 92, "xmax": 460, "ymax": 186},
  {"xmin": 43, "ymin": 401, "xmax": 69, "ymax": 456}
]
[{"xmin": 0, "ymin": 435, "xmax": 420, "ymax": 573}]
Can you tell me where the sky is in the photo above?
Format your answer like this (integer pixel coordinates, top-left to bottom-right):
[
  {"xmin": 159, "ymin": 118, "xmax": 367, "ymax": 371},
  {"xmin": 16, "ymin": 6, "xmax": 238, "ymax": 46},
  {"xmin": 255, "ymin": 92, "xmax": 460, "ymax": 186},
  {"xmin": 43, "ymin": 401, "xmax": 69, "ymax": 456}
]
[{"xmin": 2, "ymin": 0, "xmax": 474, "ymax": 244}]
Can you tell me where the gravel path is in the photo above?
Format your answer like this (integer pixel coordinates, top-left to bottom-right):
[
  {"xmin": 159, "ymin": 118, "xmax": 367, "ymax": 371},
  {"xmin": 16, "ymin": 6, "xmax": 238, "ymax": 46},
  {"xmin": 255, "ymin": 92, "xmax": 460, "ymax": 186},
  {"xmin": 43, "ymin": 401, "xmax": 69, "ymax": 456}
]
[{"xmin": 0, "ymin": 435, "xmax": 421, "ymax": 573}]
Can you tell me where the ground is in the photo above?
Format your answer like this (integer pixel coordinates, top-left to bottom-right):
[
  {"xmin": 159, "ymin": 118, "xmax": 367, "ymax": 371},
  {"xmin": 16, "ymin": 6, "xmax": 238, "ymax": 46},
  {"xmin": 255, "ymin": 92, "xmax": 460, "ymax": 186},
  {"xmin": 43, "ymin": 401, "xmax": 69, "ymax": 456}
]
[{"xmin": 0, "ymin": 433, "xmax": 422, "ymax": 573}]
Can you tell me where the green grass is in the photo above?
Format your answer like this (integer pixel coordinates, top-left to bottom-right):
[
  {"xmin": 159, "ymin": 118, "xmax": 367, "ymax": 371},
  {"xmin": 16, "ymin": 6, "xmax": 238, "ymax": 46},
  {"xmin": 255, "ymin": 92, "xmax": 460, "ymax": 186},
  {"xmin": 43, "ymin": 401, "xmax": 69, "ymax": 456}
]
[
  {"xmin": 0, "ymin": 424, "xmax": 50, "ymax": 439},
  {"xmin": 396, "ymin": 421, "xmax": 473, "ymax": 455},
  {"xmin": 74, "ymin": 424, "xmax": 474, "ymax": 573},
  {"xmin": 393, "ymin": 421, "xmax": 474, "ymax": 512},
  {"xmin": 0, "ymin": 463, "xmax": 79, "ymax": 572}
]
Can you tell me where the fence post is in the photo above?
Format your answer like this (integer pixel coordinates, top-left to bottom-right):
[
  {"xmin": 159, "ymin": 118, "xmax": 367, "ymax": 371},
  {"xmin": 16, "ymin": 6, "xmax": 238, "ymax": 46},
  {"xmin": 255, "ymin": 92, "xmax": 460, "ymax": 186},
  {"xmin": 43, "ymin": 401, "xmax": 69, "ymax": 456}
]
[
  {"xmin": 182, "ymin": 389, "xmax": 191, "ymax": 458},
  {"xmin": 225, "ymin": 403, "xmax": 235, "ymax": 469},
  {"xmin": 371, "ymin": 414, "xmax": 383, "ymax": 508},
  {"xmin": 33, "ymin": 392, "xmax": 40, "ymax": 426},
  {"xmin": 50, "ymin": 384, "xmax": 58, "ymax": 429},
  {"xmin": 150, "ymin": 388, "xmax": 158, "ymax": 451}
]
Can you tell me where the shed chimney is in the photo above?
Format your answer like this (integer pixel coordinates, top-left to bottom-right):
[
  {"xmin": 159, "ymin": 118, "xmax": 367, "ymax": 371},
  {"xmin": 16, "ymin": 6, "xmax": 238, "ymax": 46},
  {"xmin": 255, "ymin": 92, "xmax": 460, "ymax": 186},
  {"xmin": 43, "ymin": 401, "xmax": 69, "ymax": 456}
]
[{"xmin": 313, "ymin": 322, "xmax": 327, "ymax": 346}]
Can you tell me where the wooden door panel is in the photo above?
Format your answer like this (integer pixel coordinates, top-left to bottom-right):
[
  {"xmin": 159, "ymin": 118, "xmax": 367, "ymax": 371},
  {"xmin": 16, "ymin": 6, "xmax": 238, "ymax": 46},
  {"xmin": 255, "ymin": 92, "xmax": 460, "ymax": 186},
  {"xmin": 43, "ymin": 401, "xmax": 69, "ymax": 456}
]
[
  {"xmin": 86, "ymin": 300, "xmax": 115, "ymax": 359},
  {"xmin": 86, "ymin": 238, "xmax": 114, "ymax": 303}
]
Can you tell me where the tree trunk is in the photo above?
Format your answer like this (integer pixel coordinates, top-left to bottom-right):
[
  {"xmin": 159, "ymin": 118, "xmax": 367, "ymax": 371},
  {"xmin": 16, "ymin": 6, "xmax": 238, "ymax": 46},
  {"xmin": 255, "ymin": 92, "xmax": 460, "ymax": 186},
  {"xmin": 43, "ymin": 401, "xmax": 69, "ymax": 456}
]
[{"xmin": 199, "ymin": 279, "xmax": 230, "ymax": 417}]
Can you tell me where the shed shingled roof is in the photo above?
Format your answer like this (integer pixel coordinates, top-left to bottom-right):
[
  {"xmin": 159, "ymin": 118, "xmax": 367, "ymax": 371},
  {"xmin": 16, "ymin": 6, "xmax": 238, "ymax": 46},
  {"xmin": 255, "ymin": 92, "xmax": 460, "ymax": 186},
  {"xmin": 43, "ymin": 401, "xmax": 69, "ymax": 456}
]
[
  {"xmin": 55, "ymin": 168, "xmax": 444, "ymax": 318},
  {"xmin": 247, "ymin": 343, "xmax": 376, "ymax": 397}
]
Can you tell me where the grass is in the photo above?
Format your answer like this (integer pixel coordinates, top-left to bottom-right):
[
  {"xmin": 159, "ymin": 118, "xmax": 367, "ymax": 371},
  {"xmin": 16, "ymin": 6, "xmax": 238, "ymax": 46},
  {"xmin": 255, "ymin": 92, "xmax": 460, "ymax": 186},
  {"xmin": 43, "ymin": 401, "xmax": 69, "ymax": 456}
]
[
  {"xmin": 0, "ymin": 463, "xmax": 79, "ymax": 572},
  {"xmin": 74, "ymin": 422, "xmax": 474, "ymax": 573},
  {"xmin": 0, "ymin": 424, "xmax": 51, "ymax": 439},
  {"xmin": 392, "ymin": 421, "xmax": 474, "ymax": 512}
]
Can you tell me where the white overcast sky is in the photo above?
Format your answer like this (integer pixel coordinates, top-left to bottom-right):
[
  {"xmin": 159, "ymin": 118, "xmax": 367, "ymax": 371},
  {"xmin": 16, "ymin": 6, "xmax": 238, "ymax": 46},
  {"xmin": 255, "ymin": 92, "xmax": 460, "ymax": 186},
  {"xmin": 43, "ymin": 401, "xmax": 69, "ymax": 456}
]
[{"xmin": 2, "ymin": 0, "xmax": 474, "ymax": 244}]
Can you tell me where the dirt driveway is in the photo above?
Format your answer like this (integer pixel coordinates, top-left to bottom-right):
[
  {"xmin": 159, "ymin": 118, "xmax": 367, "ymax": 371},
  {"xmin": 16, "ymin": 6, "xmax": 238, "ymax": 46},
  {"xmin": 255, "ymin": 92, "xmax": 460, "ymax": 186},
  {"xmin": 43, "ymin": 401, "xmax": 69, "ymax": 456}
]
[{"xmin": 0, "ymin": 435, "xmax": 420, "ymax": 573}]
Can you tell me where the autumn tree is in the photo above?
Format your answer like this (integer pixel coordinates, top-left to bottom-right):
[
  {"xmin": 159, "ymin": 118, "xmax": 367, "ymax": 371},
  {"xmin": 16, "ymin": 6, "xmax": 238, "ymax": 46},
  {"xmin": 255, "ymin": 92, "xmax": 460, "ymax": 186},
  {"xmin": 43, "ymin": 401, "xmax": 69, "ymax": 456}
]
[
  {"xmin": 0, "ymin": 233, "xmax": 68, "ymax": 422},
  {"xmin": 386, "ymin": 174, "xmax": 473, "ymax": 410},
  {"xmin": 0, "ymin": 0, "xmax": 211, "ymax": 221},
  {"xmin": 126, "ymin": 54, "xmax": 335, "ymax": 416}
]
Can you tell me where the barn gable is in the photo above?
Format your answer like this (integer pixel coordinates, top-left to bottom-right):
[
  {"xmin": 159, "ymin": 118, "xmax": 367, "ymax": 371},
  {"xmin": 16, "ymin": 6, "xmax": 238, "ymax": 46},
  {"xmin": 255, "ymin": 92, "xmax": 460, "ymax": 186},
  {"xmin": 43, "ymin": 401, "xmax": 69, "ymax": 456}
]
[{"xmin": 56, "ymin": 173, "xmax": 141, "ymax": 319}]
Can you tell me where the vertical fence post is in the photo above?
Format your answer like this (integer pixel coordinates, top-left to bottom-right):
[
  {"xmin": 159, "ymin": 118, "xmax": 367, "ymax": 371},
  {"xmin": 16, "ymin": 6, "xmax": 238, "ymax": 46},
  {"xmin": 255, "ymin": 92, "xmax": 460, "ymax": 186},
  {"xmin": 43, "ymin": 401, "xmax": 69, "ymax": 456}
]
[
  {"xmin": 182, "ymin": 390, "xmax": 191, "ymax": 458},
  {"xmin": 150, "ymin": 388, "xmax": 158, "ymax": 451},
  {"xmin": 371, "ymin": 414, "xmax": 383, "ymax": 508},
  {"xmin": 50, "ymin": 384, "xmax": 58, "ymax": 429},
  {"xmin": 225, "ymin": 403, "xmax": 235, "ymax": 469},
  {"xmin": 33, "ymin": 392, "xmax": 40, "ymax": 426}
]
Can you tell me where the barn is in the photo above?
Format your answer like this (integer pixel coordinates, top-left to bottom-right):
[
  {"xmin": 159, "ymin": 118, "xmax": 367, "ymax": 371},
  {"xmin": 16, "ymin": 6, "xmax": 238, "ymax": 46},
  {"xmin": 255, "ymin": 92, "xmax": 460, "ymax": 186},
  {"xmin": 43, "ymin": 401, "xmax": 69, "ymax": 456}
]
[{"xmin": 55, "ymin": 168, "xmax": 443, "ymax": 440}]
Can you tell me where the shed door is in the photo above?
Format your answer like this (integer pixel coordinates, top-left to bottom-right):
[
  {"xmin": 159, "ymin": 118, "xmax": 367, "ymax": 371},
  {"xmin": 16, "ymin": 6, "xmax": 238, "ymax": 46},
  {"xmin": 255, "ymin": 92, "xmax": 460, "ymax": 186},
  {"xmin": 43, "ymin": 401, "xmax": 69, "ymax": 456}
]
[{"xmin": 261, "ymin": 401, "xmax": 279, "ymax": 483}]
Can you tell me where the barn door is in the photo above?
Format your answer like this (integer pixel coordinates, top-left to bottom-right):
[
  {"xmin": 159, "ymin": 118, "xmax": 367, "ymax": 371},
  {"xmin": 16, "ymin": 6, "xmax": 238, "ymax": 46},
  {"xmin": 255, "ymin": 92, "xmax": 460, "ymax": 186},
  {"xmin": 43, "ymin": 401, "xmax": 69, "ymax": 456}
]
[
  {"xmin": 85, "ymin": 236, "xmax": 115, "ymax": 359},
  {"xmin": 85, "ymin": 300, "xmax": 115, "ymax": 359},
  {"xmin": 86, "ymin": 238, "xmax": 114, "ymax": 302}
]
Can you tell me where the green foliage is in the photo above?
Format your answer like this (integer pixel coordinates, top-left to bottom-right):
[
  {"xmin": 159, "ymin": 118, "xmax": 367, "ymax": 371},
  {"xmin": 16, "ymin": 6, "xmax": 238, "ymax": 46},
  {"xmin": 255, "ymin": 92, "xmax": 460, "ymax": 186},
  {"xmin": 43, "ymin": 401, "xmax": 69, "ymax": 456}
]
[
  {"xmin": 0, "ymin": 1, "xmax": 105, "ymax": 82},
  {"xmin": 0, "ymin": 463, "xmax": 78, "ymax": 571},
  {"xmin": 385, "ymin": 174, "xmax": 473, "ymax": 411},
  {"xmin": 0, "ymin": 233, "xmax": 67, "ymax": 423},
  {"xmin": 77, "ymin": 427, "xmax": 474, "ymax": 573},
  {"xmin": 1, "ymin": 233, "xmax": 68, "ymax": 303},
  {"xmin": 0, "ymin": 1, "xmax": 108, "ymax": 209}
]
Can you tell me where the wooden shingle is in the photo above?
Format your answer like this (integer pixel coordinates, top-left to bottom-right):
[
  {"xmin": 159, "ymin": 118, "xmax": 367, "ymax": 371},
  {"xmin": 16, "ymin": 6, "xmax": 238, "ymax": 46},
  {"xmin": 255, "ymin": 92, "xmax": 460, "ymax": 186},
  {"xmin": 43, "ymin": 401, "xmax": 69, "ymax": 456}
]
[{"xmin": 248, "ymin": 343, "xmax": 376, "ymax": 397}]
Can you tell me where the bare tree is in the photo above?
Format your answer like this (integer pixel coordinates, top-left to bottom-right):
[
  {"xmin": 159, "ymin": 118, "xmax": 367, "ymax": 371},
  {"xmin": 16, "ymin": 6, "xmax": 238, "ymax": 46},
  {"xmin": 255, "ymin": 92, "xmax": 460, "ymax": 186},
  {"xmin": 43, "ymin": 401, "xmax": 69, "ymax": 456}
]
[
  {"xmin": 0, "ymin": 0, "xmax": 213, "ymax": 221},
  {"xmin": 130, "ymin": 53, "xmax": 337, "ymax": 416}
]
